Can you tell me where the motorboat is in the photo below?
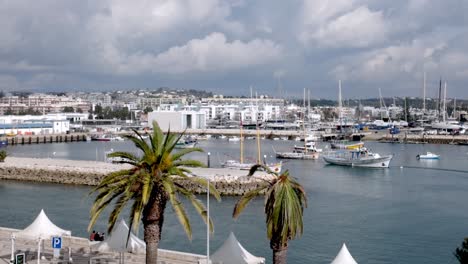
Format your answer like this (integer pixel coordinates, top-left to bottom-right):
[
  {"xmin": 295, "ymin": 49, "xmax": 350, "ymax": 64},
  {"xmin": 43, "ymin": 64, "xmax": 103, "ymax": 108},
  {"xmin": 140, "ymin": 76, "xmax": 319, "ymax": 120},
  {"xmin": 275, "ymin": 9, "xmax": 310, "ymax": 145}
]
[
  {"xmin": 91, "ymin": 134, "xmax": 124, "ymax": 142},
  {"xmin": 175, "ymin": 137, "xmax": 198, "ymax": 149},
  {"xmin": 323, "ymin": 148, "xmax": 393, "ymax": 168},
  {"xmin": 294, "ymin": 141, "xmax": 323, "ymax": 153},
  {"xmin": 416, "ymin": 152, "xmax": 440, "ymax": 159},
  {"xmin": 228, "ymin": 136, "xmax": 241, "ymax": 142}
]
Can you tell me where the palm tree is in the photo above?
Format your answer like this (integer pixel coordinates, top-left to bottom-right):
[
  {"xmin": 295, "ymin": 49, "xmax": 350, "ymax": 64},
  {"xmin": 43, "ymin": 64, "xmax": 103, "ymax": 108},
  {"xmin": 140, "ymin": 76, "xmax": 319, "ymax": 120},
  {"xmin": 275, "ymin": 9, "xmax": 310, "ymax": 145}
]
[
  {"xmin": 88, "ymin": 122, "xmax": 220, "ymax": 264},
  {"xmin": 233, "ymin": 165, "xmax": 307, "ymax": 264}
]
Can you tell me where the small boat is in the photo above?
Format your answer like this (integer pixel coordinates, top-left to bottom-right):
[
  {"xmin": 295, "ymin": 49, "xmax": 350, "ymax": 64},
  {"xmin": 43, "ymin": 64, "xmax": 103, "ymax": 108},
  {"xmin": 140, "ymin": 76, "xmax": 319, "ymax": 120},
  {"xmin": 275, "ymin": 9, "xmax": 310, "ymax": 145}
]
[
  {"xmin": 175, "ymin": 137, "xmax": 198, "ymax": 149},
  {"xmin": 294, "ymin": 141, "xmax": 323, "ymax": 153},
  {"xmin": 416, "ymin": 152, "xmax": 440, "ymax": 159},
  {"xmin": 276, "ymin": 150, "xmax": 320, "ymax": 160},
  {"xmin": 323, "ymin": 148, "xmax": 393, "ymax": 168},
  {"xmin": 222, "ymin": 160, "xmax": 283, "ymax": 173},
  {"xmin": 228, "ymin": 136, "xmax": 241, "ymax": 142},
  {"xmin": 91, "ymin": 134, "xmax": 123, "ymax": 142},
  {"xmin": 330, "ymin": 141, "xmax": 364, "ymax": 150}
]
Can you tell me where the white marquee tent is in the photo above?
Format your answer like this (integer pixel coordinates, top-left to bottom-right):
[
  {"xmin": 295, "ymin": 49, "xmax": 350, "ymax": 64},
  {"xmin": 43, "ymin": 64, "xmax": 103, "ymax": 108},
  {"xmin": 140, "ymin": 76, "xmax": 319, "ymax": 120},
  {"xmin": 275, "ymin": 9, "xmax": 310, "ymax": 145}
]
[
  {"xmin": 210, "ymin": 232, "xmax": 265, "ymax": 264},
  {"xmin": 330, "ymin": 243, "xmax": 358, "ymax": 264},
  {"xmin": 16, "ymin": 209, "xmax": 71, "ymax": 239},
  {"xmin": 92, "ymin": 219, "xmax": 146, "ymax": 254},
  {"xmin": 12, "ymin": 209, "xmax": 71, "ymax": 264}
]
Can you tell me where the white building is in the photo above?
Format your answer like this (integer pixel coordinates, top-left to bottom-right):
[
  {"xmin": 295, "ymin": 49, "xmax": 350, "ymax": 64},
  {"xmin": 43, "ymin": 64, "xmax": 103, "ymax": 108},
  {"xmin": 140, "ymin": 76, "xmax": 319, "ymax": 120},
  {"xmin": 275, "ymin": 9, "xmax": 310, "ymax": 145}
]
[
  {"xmin": 0, "ymin": 115, "xmax": 70, "ymax": 135},
  {"xmin": 148, "ymin": 111, "xmax": 206, "ymax": 131}
]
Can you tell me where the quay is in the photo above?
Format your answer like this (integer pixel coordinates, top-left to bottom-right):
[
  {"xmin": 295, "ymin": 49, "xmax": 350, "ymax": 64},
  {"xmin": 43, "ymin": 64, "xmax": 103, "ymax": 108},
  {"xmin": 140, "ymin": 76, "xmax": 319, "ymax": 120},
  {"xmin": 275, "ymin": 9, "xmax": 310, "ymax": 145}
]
[
  {"xmin": 0, "ymin": 133, "xmax": 88, "ymax": 145},
  {"xmin": 380, "ymin": 133, "xmax": 468, "ymax": 144},
  {"xmin": 0, "ymin": 157, "xmax": 272, "ymax": 196},
  {"xmin": 0, "ymin": 227, "xmax": 206, "ymax": 264}
]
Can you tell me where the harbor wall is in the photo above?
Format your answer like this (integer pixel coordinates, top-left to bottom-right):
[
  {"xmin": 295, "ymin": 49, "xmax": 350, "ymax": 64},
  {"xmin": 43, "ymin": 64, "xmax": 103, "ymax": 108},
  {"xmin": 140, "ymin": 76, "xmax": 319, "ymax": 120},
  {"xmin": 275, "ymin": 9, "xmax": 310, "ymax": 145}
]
[
  {"xmin": 0, "ymin": 158, "xmax": 269, "ymax": 196},
  {"xmin": 379, "ymin": 133, "xmax": 468, "ymax": 144}
]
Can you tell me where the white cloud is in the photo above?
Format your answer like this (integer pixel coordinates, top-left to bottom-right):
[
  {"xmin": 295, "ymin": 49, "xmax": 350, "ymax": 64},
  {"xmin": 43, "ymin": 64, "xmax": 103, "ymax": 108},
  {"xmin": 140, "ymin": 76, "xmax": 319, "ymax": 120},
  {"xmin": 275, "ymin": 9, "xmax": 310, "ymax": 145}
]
[
  {"xmin": 330, "ymin": 38, "xmax": 448, "ymax": 82},
  {"xmin": 300, "ymin": 4, "xmax": 387, "ymax": 48},
  {"xmin": 94, "ymin": 32, "xmax": 282, "ymax": 75}
]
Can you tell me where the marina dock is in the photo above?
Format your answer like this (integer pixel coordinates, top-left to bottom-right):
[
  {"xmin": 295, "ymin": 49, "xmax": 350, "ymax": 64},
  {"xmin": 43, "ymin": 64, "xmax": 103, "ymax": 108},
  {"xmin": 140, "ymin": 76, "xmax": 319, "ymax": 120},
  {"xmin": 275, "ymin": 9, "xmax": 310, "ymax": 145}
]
[{"xmin": 0, "ymin": 133, "xmax": 88, "ymax": 145}]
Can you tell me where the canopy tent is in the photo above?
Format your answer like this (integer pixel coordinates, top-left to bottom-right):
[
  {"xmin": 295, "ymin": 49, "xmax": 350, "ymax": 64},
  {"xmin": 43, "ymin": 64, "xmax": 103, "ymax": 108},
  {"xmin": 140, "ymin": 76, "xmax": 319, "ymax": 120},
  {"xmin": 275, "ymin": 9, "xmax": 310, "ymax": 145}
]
[
  {"xmin": 92, "ymin": 219, "xmax": 146, "ymax": 254},
  {"xmin": 330, "ymin": 243, "xmax": 358, "ymax": 264},
  {"xmin": 16, "ymin": 209, "xmax": 71, "ymax": 239},
  {"xmin": 12, "ymin": 209, "xmax": 72, "ymax": 264},
  {"xmin": 210, "ymin": 232, "xmax": 265, "ymax": 264}
]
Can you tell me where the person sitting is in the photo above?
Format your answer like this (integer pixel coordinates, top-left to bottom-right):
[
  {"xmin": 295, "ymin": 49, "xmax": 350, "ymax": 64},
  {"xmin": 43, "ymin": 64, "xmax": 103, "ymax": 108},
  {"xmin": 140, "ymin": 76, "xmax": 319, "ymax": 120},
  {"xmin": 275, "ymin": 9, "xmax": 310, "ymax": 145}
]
[
  {"xmin": 94, "ymin": 232, "xmax": 101, "ymax": 241},
  {"xmin": 90, "ymin": 230, "xmax": 96, "ymax": 241}
]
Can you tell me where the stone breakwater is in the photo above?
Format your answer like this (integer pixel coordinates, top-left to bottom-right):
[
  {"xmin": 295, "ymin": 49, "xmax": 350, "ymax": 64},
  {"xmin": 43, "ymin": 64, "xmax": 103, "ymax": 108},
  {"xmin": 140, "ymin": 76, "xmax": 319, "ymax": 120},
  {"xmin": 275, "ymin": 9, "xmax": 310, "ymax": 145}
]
[{"xmin": 0, "ymin": 157, "xmax": 271, "ymax": 196}]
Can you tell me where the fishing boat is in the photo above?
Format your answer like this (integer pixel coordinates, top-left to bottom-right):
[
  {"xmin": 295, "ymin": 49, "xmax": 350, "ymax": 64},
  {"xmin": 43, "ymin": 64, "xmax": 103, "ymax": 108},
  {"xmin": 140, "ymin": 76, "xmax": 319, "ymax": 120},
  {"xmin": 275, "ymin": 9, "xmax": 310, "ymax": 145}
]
[
  {"xmin": 416, "ymin": 152, "xmax": 440, "ymax": 159},
  {"xmin": 323, "ymin": 148, "xmax": 393, "ymax": 168},
  {"xmin": 330, "ymin": 140, "xmax": 364, "ymax": 150},
  {"xmin": 228, "ymin": 136, "xmax": 240, "ymax": 142}
]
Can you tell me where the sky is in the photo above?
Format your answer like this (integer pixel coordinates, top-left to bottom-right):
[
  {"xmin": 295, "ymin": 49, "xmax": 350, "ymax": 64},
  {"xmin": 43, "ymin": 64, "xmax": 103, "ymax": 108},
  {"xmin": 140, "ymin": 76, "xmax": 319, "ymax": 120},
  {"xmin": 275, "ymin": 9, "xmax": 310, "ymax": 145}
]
[{"xmin": 0, "ymin": 0, "xmax": 467, "ymax": 99}]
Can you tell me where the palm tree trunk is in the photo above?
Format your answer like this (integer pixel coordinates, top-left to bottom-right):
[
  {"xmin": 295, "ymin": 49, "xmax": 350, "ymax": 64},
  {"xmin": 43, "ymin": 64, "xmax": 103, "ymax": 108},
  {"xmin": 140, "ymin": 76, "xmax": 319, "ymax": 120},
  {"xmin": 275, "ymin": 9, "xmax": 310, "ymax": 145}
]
[
  {"xmin": 143, "ymin": 189, "xmax": 167, "ymax": 264},
  {"xmin": 271, "ymin": 240, "xmax": 288, "ymax": 264},
  {"xmin": 273, "ymin": 247, "xmax": 288, "ymax": 264}
]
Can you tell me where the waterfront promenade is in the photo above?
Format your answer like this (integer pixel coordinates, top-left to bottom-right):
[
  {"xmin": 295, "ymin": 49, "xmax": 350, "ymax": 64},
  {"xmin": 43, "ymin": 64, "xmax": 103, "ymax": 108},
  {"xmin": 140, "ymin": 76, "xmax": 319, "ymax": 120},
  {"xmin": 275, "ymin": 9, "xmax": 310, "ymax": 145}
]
[{"xmin": 0, "ymin": 227, "xmax": 206, "ymax": 264}]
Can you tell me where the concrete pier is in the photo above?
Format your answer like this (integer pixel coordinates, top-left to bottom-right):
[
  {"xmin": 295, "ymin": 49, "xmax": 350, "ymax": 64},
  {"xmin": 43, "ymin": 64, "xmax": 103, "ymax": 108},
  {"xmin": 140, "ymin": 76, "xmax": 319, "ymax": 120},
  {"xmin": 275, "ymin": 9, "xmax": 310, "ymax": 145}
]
[
  {"xmin": 0, "ymin": 133, "xmax": 88, "ymax": 145},
  {"xmin": 0, "ymin": 157, "xmax": 272, "ymax": 195}
]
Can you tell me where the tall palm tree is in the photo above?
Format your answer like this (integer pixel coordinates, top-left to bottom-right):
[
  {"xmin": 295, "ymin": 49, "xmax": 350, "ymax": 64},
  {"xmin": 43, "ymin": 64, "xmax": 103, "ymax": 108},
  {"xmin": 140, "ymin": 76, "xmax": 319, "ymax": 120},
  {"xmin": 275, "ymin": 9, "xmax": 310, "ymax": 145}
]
[
  {"xmin": 88, "ymin": 122, "xmax": 220, "ymax": 264},
  {"xmin": 233, "ymin": 165, "xmax": 307, "ymax": 264}
]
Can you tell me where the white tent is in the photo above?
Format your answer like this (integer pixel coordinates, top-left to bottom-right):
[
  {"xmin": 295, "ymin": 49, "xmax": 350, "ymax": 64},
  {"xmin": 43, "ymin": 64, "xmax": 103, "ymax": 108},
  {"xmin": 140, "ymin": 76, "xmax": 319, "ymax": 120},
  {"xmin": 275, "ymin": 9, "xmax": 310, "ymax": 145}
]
[
  {"xmin": 330, "ymin": 243, "xmax": 358, "ymax": 264},
  {"xmin": 16, "ymin": 209, "xmax": 71, "ymax": 239},
  {"xmin": 92, "ymin": 219, "xmax": 146, "ymax": 254},
  {"xmin": 210, "ymin": 232, "xmax": 265, "ymax": 264},
  {"xmin": 12, "ymin": 209, "xmax": 71, "ymax": 264}
]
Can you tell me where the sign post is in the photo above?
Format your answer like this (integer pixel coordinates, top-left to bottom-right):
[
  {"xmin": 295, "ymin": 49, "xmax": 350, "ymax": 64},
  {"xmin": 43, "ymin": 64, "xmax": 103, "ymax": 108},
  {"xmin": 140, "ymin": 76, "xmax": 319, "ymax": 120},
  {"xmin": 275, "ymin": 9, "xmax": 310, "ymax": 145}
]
[
  {"xmin": 52, "ymin": 237, "xmax": 62, "ymax": 259},
  {"xmin": 15, "ymin": 253, "xmax": 25, "ymax": 264}
]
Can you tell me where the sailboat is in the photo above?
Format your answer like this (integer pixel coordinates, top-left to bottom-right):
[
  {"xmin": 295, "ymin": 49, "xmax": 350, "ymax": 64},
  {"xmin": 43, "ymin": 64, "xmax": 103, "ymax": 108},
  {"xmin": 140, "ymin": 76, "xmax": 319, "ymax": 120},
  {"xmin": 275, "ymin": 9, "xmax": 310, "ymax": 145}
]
[
  {"xmin": 222, "ymin": 120, "xmax": 282, "ymax": 173},
  {"xmin": 330, "ymin": 80, "xmax": 363, "ymax": 149},
  {"xmin": 431, "ymin": 80, "xmax": 462, "ymax": 131},
  {"xmin": 275, "ymin": 95, "xmax": 320, "ymax": 160}
]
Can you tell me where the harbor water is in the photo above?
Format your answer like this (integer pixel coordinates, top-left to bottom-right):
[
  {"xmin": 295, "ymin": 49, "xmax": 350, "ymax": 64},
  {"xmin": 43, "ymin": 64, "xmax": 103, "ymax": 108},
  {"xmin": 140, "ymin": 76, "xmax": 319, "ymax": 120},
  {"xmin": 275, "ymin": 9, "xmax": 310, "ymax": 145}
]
[{"xmin": 1, "ymin": 139, "xmax": 468, "ymax": 263}]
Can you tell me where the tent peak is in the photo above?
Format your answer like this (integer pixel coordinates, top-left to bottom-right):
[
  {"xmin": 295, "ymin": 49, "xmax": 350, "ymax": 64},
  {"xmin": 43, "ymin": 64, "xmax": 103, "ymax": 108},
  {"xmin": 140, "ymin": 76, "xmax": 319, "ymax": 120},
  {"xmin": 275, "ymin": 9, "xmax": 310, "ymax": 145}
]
[{"xmin": 330, "ymin": 243, "xmax": 358, "ymax": 264}]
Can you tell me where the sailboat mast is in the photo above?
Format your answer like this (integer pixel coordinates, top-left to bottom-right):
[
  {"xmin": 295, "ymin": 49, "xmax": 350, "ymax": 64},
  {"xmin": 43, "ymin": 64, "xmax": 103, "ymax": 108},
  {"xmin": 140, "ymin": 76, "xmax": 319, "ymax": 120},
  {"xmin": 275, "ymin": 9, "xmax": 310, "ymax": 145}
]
[
  {"xmin": 438, "ymin": 79, "xmax": 442, "ymax": 120},
  {"xmin": 423, "ymin": 72, "xmax": 426, "ymax": 112},
  {"xmin": 256, "ymin": 123, "xmax": 261, "ymax": 164},
  {"xmin": 443, "ymin": 82, "xmax": 447, "ymax": 122},
  {"xmin": 338, "ymin": 80, "xmax": 342, "ymax": 121},
  {"xmin": 307, "ymin": 89, "xmax": 311, "ymax": 123},
  {"xmin": 240, "ymin": 119, "xmax": 244, "ymax": 164},
  {"xmin": 454, "ymin": 97, "xmax": 457, "ymax": 118}
]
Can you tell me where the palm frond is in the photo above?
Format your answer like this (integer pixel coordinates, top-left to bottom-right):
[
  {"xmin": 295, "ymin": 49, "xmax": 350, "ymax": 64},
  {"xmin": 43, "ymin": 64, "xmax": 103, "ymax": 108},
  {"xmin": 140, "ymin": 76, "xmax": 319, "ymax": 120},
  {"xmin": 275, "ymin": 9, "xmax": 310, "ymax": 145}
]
[
  {"xmin": 233, "ymin": 187, "xmax": 266, "ymax": 219},
  {"xmin": 162, "ymin": 179, "xmax": 192, "ymax": 240}
]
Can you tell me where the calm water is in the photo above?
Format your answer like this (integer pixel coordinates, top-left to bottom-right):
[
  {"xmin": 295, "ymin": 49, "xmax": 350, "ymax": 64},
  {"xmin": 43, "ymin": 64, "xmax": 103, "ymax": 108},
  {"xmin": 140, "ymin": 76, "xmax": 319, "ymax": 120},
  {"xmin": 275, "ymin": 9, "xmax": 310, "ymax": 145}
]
[{"xmin": 1, "ymin": 139, "xmax": 468, "ymax": 264}]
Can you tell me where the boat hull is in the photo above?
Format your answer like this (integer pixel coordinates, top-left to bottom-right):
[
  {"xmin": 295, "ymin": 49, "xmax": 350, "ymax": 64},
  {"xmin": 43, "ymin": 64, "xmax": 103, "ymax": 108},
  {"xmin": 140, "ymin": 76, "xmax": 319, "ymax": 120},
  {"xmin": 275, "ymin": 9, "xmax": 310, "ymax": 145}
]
[
  {"xmin": 276, "ymin": 152, "xmax": 319, "ymax": 160},
  {"xmin": 222, "ymin": 161, "xmax": 282, "ymax": 173},
  {"xmin": 323, "ymin": 154, "xmax": 393, "ymax": 168}
]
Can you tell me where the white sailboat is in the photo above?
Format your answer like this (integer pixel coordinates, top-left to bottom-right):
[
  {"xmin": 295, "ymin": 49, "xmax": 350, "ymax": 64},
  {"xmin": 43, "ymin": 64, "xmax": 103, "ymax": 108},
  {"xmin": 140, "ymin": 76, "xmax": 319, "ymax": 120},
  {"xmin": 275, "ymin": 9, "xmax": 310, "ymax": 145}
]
[{"xmin": 222, "ymin": 121, "xmax": 282, "ymax": 173}]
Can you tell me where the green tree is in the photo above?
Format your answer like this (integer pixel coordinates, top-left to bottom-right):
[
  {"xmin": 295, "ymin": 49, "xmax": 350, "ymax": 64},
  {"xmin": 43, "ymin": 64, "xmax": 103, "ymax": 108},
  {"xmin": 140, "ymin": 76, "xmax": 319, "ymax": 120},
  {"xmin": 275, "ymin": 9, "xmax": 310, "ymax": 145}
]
[
  {"xmin": 77, "ymin": 108, "xmax": 83, "ymax": 113},
  {"xmin": 455, "ymin": 237, "xmax": 468, "ymax": 263},
  {"xmin": 144, "ymin": 106, "xmax": 154, "ymax": 114},
  {"xmin": 88, "ymin": 122, "xmax": 220, "ymax": 264},
  {"xmin": 63, "ymin": 106, "xmax": 75, "ymax": 113},
  {"xmin": 94, "ymin": 104, "xmax": 104, "ymax": 119},
  {"xmin": 233, "ymin": 165, "xmax": 307, "ymax": 264}
]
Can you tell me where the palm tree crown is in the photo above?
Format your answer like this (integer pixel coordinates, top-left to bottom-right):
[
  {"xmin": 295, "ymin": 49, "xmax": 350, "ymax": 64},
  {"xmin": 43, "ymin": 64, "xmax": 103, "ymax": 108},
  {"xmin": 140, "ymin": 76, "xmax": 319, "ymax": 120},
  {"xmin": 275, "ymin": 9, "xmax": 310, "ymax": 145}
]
[
  {"xmin": 233, "ymin": 164, "xmax": 307, "ymax": 264},
  {"xmin": 88, "ymin": 122, "xmax": 220, "ymax": 264}
]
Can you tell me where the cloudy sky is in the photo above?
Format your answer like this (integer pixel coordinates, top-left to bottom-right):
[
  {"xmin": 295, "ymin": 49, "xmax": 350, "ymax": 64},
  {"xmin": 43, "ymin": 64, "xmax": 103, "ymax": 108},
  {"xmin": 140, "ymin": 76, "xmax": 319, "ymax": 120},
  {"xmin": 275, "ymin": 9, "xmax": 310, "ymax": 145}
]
[{"xmin": 1, "ymin": 0, "xmax": 467, "ymax": 99}]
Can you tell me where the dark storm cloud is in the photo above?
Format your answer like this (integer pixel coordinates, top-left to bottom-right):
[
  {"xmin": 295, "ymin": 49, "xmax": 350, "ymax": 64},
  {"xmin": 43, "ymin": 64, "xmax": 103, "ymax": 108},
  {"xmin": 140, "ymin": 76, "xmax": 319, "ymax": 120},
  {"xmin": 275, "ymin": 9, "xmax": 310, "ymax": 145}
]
[{"xmin": 0, "ymin": 0, "xmax": 467, "ymax": 98}]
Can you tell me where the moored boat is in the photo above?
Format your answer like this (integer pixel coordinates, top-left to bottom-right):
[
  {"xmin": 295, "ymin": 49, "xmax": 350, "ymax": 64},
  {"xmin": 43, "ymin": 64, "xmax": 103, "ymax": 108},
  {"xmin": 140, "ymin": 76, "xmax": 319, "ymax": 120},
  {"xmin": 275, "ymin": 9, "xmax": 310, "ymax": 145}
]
[
  {"xmin": 323, "ymin": 148, "xmax": 393, "ymax": 168},
  {"xmin": 222, "ymin": 160, "xmax": 283, "ymax": 173},
  {"xmin": 330, "ymin": 140, "xmax": 364, "ymax": 150},
  {"xmin": 416, "ymin": 152, "xmax": 440, "ymax": 159},
  {"xmin": 275, "ymin": 150, "xmax": 319, "ymax": 160}
]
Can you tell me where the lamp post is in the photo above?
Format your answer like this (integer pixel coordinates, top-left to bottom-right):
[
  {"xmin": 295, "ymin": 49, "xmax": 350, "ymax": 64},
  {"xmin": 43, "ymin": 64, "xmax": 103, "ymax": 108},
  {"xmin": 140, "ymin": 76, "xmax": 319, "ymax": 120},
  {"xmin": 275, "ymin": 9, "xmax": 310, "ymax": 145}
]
[
  {"xmin": 10, "ymin": 233, "xmax": 15, "ymax": 264},
  {"xmin": 206, "ymin": 177, "xmax": 210, "ymax": 264},
  {"xmin": 207, "ymin": 152, "xmax": 211, "ymax": 168}
]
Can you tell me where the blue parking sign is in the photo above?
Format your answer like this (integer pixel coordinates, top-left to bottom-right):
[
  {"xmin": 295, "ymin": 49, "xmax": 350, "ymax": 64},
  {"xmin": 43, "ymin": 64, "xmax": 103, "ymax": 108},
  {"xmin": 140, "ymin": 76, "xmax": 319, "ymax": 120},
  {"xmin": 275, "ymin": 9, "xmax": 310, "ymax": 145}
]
[{"xmin": 52, "ymin": 237, "xmax": 62, "ymax": 249}]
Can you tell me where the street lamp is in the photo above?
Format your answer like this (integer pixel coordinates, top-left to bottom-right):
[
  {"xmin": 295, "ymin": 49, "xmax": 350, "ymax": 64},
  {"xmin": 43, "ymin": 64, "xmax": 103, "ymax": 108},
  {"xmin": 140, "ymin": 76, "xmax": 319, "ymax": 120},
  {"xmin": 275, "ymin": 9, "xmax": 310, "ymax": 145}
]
[
  {"xmin": 207, "ymin": 152, "xmax": 211, "ymax": 168},
  {"xmin": 206, "ymin": 177, "xmax": 210, "ymax": 264}
]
